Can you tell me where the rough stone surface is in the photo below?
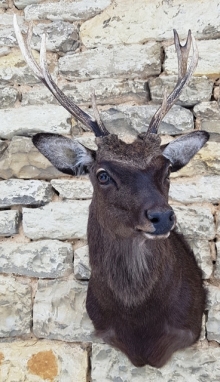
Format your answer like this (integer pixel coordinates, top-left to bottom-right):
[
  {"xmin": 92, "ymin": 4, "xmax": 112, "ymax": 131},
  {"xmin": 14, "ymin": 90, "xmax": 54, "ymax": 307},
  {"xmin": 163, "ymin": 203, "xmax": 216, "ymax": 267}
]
[
  {"xmin": 0, "ymin": 105, "xmax": 71, "ymax": 139},
  {"xmin": 0, "ymin": 240, "xmax": 73, "ymax": 278},
  {"xmin": 21, "ymin": 85, "xmax": 54, "ymax": 106},
  {"xmin": 59, "ymin": 43, "xmax": 161, "ymax": 80},
  {"xmin": 149, "ymin": 75, "xmax": 213, "ymax": 107},
  {"xmin": 51, "ymin": 178, "xmax": 93, "ymax": 199},
  {"xmin": 0, "ymin": 340, "xmax": 88, "ymax": 381},
  {"xmin": 0, "ymin": 275, "xmax": 32, "ymax": 337},
  {"xmin": 0, "ymin": 136, "xmax": 66, "ymax": 180},
  {"xmin": 91, "ymin": 343, "xmax": 220, "ymax": 382},
  {"xmin": 187, "ymin": 239, "xmax": 212, "ymax": 280},
  {"xmin": 206, "ymin": 304, "xmax": 220, "ymax": 343},
  {"xmin": 14, "ymin": 0, "xmax": 42, "ymax": 9},
  {"xmin": 0, "ymin": 14, "xmax": 24, "ymax": 47},
  {"xmin": 0, "ymin": 49, "xmax": 40, "ymax": 85},
  {"xmin": 25, "ymin": 0, "xmax": 111, "ymax": 21},
  {"xmin": 59, "ymin": 78, "xmax": 148, "ymax": 106},
  {"xmin": 30, "ymin": 21, "xmax": 79, "ymax": 53},
  {"xmin": 80, "ymin": 0, "xmax": 220, "ymax": 47},
  {"xmin": 23, "ymin": 200, "xmax": 90, "ymax": 240},
  {"xmin": 0, "ymin": 0, "xmax": 8, "ymax": 8},
  {"xmin": 0, "ymin": 87, "xmax": 18, "ymax": 109},
  {"xmin": 164, "ymin": 39, "xmax": 220, "ymax": 77},
  {"xmin": 0, "ymin": 179, "xmax": 53, "ymax": 207},
  {"xmin": 74, "ymin": 245, "xmax": 90, "ymax": 280},
  {"xmin": 100, "ymin": 104, "xmax": 193, "ymax": 136},
  {"xmin": 0, "ymin": 210, "xmax": 20, "ymax": 237},
  {"xmin": 216, "ymin": 211, "xmax": 220, "ymax": 238},
  {"xmin": 214, "ymin": 241, "xmax": 220, "ymax": 279},
  {"xmin": 33, "ymin": 276, "xmax": 94, "ymax": 341},
  {"xmin": 194, "ymin": 101, "xmax": 220, "ymax": 134},
  {"xmin": 171, "ymin": 141, "xmax": 220, "ymax": 178},
  {"xmin": 170, "ymin": 176, "xmax": 220, "ymax": 204},
  {"xmin": 173, "ymin": 205, "xmax": 215, "ymax": 240},
  {"xmin": 206, "ymin": 284, "xmax": 220, "ymax": 310}
]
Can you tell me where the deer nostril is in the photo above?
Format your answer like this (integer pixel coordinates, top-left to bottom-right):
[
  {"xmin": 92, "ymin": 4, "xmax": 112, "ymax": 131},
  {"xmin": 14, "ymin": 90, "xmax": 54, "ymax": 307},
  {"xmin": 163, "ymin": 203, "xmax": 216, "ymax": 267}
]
[
  {"xmin": 151, "ymin": 217, "xmax": 160, "ymax": 224},
  {"xmin": 169, "ymin": 211, "xmax": 175, "ymax": 222}
]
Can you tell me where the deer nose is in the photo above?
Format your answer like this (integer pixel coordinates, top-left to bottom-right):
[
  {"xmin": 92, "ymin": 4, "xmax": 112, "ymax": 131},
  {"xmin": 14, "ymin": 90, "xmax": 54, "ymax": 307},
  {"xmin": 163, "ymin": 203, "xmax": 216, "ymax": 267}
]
[{"xmin": 146, "ymin": 209, "xmax": 175, "ymax": 235}]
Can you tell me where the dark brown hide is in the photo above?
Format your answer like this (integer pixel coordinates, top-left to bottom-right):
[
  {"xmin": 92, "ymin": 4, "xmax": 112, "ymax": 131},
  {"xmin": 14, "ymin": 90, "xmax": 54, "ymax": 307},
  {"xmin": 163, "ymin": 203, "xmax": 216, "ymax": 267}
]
[{"xmin": 86, "ymin": 134, "xmax": 205, "ymax": 368}]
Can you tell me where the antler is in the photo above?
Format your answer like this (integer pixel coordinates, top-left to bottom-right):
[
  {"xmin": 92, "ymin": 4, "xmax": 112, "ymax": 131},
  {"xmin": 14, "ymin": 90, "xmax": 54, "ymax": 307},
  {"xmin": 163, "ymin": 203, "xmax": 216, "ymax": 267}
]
[
  {"xmin": 147, "ymin": 29, "xmax": 199, "ymax": 134},
  {"xmin": 13, "ymin": 15, "xmax": 109, "ymax": 138}
]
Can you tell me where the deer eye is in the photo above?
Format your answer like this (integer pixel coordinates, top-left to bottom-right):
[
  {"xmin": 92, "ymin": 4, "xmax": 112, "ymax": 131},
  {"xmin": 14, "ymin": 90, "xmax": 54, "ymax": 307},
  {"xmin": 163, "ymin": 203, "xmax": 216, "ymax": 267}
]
[{"xmin": 97, "ymin": 170, "xmax": 111, "ymax": 185}]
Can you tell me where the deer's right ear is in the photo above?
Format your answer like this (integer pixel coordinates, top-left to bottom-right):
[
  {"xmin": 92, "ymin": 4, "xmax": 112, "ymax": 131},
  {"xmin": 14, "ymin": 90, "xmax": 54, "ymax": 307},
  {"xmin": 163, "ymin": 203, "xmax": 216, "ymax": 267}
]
[{"xmin": 32, "ymin": 133, "xmax": 95, "ymax": 175}]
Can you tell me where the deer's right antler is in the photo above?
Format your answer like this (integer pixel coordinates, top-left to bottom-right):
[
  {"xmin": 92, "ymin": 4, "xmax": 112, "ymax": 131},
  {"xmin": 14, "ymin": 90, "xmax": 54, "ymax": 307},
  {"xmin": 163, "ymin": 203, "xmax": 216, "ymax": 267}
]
[
  {"xmin": 147, "ymin": 29, "xmax": 199, "ymax": 135},
  {"xmin": 13, "ymin": 15, "xmax": 109, "ymax": 138}
]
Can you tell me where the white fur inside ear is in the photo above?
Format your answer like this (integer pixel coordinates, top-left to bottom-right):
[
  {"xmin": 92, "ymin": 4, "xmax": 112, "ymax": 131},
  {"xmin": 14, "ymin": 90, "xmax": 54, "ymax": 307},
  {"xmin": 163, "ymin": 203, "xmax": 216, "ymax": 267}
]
[
  {"xmin": 33, "ymin": 133, "xmax": 95, "ymax": 175},
  {"xmin": 162, "ymin": 131, "xmax": 209, "ymax": 171}
]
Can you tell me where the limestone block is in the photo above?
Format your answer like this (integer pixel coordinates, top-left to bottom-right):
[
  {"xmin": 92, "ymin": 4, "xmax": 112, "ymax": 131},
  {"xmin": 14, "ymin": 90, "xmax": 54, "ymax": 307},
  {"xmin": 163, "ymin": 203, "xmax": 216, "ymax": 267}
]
[
  {"xmin": 0, "ymin": 49, "xmax": 40, "ymax": 85},
  {"xmin": 0, "ymin": 210, "xmax": 20, "ymax": 237},
  {"xmin": 0, "ymin": 136, "xmax": 66, "ymax": 180},
  {"xmin": 194, "ymin": 101, "xmax": 220, "ymax": 134},
  {"xmin": 91, "ymin": 343, "xmax": 220, "ymax": 382},
  {"xmin": 0, "ymin": 46, "xmax": 10, "ymax": 57},
  {"xmin": 23, "ymin": 200, "xmax": 90, "ymax": 240},
  {"xmin": 74, "ymin": 245, "xmax": 90, "ymax": 280},
  {"xmin": 25, "ymin": 0, "xmax": 111, "ymax": 21},
  {"xmin": 214, "ymin": 242, "xmax": 220, "ymax": 279},
  {"xmin": 149, "ymin": 75, "xmax": 213, "ymax": 107},
  {"xmin": 187, "ymin": 239, "xmax": 212, "ymax": 280},
  {"xmin": 0, "ymin": 105, "xmax": 71, "ymax": 139},
  {"xmin": 0, "ymin": 240, "xmax": 73, "ymax": 278},
  {"xmin": 171, "ymin": 141, "xmax": 220, "ymax": 178},
  {"xmin": 100, "ymin": 104, "xmax": 193, "ymax": 136},
  {"xmin": 0, "ymin": 275, "xmax": 32, "ymax": 337},
  {"xmin": 0, "ymin": 340, "xmax": 88, "ymax": 382},
  {"xmin": 59, "ymin": 78, "xmax": 148, "ymax": 106},
  {"xmin": 30, "ymin": 21, "xmax": 79, "ymax": 53},
  {"xmin": 206, "ymin": 284, "xmax": 220, "ymax": 310},
  {"xmin": 0, "ymin": 179, "xmax": 53, "ymax": 207},
  {"xmin": 169, "ymin": 176, "xmax": 220, "ymax": 204},
  {"xmin": 173, "ymin": 205, "xmax": 215, "ymax": 240},
  {"xmin": 164, "ymin": 39, "xmax": 220, "ymax": 77},
  {"xmin": 0, "ymin": 14, "xmax": 24, "ymax": 47},
  {"xmin": 0, "ymin": 0, "xmax": 8, "ymax": 8},
  {"xmin": 51, "ymin": 178, "xmax": 93, "ymax": 199},
  {"xmin": 216, "ymin": 211, "xmax": 220, "ymax": 238},
  {"xmin": 0, "ymin": 87, "xmax": 18, "ymax": 108},
  {"xmin": 33, "ymin": 276, "xmax": 94, "ymax": 341},
  {"xmin": 80, "ymin": 0, "xmax": 220, "ymax": 47},
  {"xmin": 206, "ymin": 304, "xmax": 220, "ymax": 343},
  {"xmin": 59, "ymin": 43, "xmax": 161, "ymax": 81},
  {"xmin": 21, "ymin": 84, "xmax": 55, "ymax": 106},
  {"xmin": 14, "ymin": 0, "xmax": 42, "ymax": 9}
]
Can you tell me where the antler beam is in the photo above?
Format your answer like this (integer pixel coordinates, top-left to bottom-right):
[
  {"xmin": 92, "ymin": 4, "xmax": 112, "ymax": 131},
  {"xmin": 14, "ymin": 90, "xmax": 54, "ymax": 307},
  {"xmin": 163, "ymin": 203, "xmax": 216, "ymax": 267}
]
[
  {"xmin": 147, "ymin": 29, "xmax": 199, "ymax": 134},
  {"xmin": 13, "ymin": 15, "xmax": 109, "ymax": 138}
]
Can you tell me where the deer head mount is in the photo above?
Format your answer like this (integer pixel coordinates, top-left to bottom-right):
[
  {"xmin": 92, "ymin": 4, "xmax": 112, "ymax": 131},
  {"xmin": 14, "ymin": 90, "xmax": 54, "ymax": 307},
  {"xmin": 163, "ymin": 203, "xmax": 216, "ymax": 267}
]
[{"xmin": 14, "ymin": 15, "xmax": 208, "ymax": 367}]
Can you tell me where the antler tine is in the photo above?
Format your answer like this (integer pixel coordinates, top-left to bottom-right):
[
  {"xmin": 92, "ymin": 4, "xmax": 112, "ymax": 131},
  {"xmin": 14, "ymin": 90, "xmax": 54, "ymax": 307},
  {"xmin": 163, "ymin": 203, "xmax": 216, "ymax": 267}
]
[
  {"xmin": 148, "ymin": 30, "xmax": 199, "ymax": 134},
  {"xmin": 13, "ymin": 15, "xmax": 109, "ymax": 138},
  {"xmin": 91, "ymin": 91, "xmax": 109, "ymax": 136}
]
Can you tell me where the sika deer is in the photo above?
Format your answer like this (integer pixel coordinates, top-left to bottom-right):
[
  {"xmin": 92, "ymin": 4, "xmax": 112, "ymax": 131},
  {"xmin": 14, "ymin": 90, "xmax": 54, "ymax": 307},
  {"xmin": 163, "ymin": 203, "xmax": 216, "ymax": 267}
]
[{"xmin": 14, "ymin": 16, "xmax": 208, "ymax": 367}]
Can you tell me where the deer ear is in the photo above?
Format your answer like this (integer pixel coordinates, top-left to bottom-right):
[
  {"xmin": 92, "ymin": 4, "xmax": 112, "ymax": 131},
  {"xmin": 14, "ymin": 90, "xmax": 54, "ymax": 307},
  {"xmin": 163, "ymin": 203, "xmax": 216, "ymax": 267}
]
[
  {"xmin": 162, "ymin": 131, "xmax": 209, "ymax": 172},
  {"xmin": 32, "ymin": 133, "xmax": 95, "ymax": 175}
]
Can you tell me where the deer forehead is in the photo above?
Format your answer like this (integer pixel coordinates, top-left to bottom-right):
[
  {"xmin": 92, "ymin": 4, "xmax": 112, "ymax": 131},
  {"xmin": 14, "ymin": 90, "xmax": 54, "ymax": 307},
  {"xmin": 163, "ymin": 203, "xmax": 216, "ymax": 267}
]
[{"xmin": 95, "ymin": 133, "xmax": 162, "ymax": 169}]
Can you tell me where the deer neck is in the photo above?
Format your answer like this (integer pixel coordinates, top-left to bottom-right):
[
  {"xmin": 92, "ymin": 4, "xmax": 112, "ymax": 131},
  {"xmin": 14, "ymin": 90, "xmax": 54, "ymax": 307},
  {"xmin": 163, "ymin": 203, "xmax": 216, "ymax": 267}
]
[{"xmin": 87, "ymin": 202, "xmax": 172, "ymax": 307}]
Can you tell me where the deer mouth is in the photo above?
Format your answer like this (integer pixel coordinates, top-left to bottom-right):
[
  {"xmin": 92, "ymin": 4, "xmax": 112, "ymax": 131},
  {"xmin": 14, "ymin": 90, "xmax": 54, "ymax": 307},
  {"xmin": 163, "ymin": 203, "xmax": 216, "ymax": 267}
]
[{"xmin": 142, "ymin": 231, "xmax": 171, "ymax": 240}]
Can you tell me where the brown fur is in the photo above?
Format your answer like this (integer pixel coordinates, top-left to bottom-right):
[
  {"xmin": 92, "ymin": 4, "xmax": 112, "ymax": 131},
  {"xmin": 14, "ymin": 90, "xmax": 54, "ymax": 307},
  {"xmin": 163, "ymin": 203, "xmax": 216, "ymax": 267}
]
[{"xmin": 86, "ymin": 134, "xmax": 206, "ymax": 367}]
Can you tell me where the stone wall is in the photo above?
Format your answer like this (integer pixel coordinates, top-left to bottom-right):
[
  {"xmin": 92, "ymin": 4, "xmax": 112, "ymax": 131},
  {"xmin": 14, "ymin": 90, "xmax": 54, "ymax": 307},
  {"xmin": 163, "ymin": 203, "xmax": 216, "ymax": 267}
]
[{"xmin": 0, "ymin": 0, "xmax": 220, "ymax": 381}]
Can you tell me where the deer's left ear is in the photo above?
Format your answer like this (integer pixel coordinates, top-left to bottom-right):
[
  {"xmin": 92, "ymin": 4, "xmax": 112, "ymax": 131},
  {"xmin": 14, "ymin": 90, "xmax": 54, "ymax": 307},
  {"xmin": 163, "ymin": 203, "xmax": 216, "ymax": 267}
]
[
  {"xmin": 33, "ymin": 133, "xmax": 95, "ymax": 175},
  {"xmin": 162, "ymin": 131, "xmax": 209, "ymax": 172}
]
